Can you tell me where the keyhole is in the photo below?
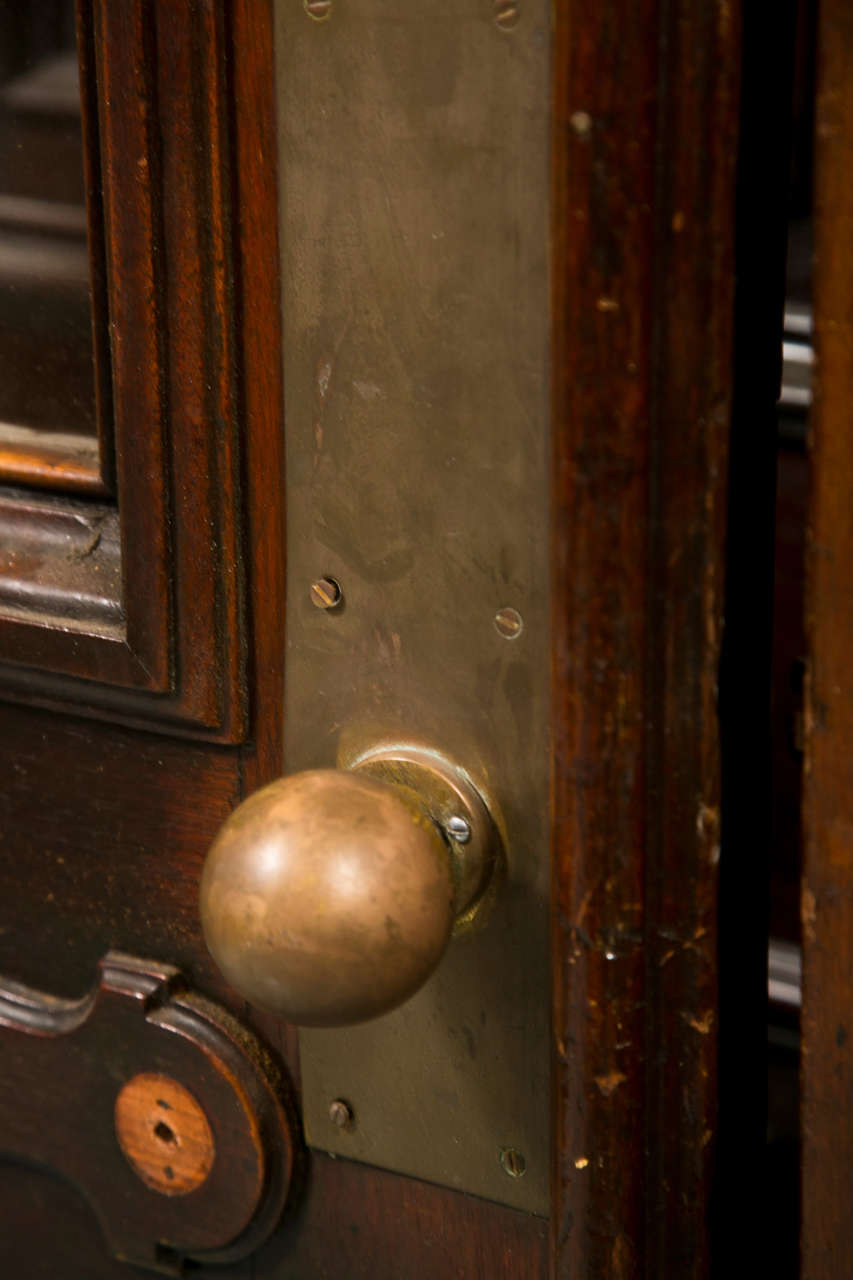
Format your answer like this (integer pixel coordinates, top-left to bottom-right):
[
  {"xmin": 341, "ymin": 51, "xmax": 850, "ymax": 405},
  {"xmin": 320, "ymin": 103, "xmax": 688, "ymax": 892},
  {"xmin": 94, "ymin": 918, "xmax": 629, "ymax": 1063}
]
[{"xmin": 116, "ymin": 1073, "xmax": 214, "ymax": 1196}]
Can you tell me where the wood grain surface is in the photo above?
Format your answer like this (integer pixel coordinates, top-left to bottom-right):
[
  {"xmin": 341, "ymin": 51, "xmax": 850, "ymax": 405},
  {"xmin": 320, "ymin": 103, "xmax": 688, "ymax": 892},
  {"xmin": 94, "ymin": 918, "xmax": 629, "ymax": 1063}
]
[
  {"xmin": 114, "ymin": 1073, "xmax": 216, "ymax": 1197},
  {"xmin": 551, "ymin": 1, "xmax": 741, "ymax": 1275},
  {"xmin": 0, "ymin": 1, "xmax": 751, "ymax": 1276},
  {"xmin": 802, "ymin": 1, "xmax": 853, "ymax": 1273}
]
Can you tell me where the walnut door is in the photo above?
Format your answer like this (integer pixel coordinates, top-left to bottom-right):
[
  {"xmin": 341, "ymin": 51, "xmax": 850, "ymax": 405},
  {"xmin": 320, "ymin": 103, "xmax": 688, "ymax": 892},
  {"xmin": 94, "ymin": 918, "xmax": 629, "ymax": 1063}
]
[{"xmin": 0, "ymin": 3, "xmax": 741, "ymax": 1278}]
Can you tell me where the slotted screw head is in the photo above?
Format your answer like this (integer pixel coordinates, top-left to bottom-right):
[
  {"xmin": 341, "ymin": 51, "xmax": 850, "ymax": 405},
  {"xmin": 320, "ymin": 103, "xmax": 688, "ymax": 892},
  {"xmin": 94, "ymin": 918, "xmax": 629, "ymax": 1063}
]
[
  {"xmin": 500, "ymin": 1147, "xmax": 526, "ymax": 1178},
  {"xmin": 304, "ymin": 0, "xmax": 332, "ymax": 20},
  {"xmin": 311, "ymin": 577, "xmax": 342, "ymax": 610},
  {"xmin": 446, "ymin": 815, "xmax": 472, "ymax": 845},
  {"xmin": 494, "ymin": 1, "xmax": 520, "ymax": 30},
  {"xmin": 494, "ymin": 606, "xmax": 523, "ymax": 639}
]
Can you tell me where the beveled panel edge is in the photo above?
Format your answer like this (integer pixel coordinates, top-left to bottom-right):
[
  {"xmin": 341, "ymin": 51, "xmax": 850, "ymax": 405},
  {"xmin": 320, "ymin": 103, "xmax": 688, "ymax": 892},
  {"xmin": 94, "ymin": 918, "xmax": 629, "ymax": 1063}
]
[{"xmin": 0, "ymin": 429, "xmax": 106, "ymax": 496}]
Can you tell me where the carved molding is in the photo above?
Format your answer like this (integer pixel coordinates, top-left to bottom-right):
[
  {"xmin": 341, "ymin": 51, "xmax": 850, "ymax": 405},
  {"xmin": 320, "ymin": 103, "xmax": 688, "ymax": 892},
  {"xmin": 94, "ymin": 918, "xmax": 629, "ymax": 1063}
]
[{"xmin": 0, "ymin": 952, "xmax": 298, "ymax": 1272}]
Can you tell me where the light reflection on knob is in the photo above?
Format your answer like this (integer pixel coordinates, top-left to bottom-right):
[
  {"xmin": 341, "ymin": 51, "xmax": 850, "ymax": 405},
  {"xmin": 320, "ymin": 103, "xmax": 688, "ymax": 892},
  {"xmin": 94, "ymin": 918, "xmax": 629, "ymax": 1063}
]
[{"xmin": 199, "ymin": 758, "xmax": 499, "ymax": 1027}]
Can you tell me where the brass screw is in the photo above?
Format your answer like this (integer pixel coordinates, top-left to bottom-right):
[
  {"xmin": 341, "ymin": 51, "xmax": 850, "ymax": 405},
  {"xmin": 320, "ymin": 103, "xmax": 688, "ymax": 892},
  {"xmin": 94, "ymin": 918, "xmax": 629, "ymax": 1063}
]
[
  {"xmin": 311, "ymin": 577, "xmax": 342, "ymax": 610},
  {"xmin": 494, "ymin": 1, "xmax": 520, "ymax": 30},
  {"xmin": 500, "ymin": 1147, "xmax": 526, "ymax": 1178},
  {"xmin": 304, "ymin": 0, "xmax": 332, "ymax": 19},
  {"xmin": 329, "ymin": 1099, "xmax": 353, "ymax": 1130},
  {"xmin": 494, "ymin": 606, "xmax": 523, "ymax": 639}
]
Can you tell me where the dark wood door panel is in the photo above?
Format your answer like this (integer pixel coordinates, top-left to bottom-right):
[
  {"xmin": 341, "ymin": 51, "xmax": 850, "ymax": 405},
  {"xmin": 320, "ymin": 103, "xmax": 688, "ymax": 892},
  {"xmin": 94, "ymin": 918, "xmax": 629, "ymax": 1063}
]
[
  {"xmin": 0, "ymin": 7, "xmax": 290, "ymax": 1270},
  {"xmin": 258, "ymin": 1156, "xmax": 548, "ymax": 1280},
  {"xmin": 0, "ymin": 1163, "xmax": 140, "ymax": 1280},
  {"xmin": 0, "ymin": 705, "xmax": 240, "ymax": 997},
  {"xmin": 0, "ymin": 1156, "xmax": 547, "ymax": 1280},
  {"xmin": 0, "ymin": 0, "xmax": 746, "ymax": 1276}
]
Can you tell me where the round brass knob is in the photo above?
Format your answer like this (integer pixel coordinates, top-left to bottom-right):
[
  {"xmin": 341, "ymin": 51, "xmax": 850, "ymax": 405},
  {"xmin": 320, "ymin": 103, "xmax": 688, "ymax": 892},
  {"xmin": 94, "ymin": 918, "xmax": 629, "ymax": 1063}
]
[{"xmin": 199, "ymin": 752, "xmax": 498, "ymax": 1027}]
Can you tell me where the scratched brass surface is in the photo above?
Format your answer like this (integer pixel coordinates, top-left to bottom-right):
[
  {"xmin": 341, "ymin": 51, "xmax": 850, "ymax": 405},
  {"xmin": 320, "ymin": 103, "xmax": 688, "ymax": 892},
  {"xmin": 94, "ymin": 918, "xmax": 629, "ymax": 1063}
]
[{"xmin": 276, "ymin": 0, "xmax": 550, "ymax": 1214}]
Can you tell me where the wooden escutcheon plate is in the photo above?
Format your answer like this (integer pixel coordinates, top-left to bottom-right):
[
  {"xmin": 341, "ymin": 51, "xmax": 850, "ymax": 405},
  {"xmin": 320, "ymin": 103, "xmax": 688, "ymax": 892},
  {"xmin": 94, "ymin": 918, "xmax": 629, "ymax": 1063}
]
[{"xmin": 0, "ymin": 952, "xmax": 298, "ymax": 1272}]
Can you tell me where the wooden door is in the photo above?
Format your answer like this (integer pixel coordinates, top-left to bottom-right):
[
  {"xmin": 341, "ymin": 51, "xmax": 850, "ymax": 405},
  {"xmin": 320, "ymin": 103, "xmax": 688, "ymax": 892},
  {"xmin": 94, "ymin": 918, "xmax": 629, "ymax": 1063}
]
[{"xmin": 0, "ymin": 3, "xmax": 741, "ymax": 1277}]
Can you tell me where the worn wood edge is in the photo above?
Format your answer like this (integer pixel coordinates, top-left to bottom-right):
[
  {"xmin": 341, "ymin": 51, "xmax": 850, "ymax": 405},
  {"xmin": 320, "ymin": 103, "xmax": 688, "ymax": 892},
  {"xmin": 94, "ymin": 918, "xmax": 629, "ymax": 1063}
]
[
  {"xmin": 550, "ymin": 2, "xmax": 740, "ymax": 1275},
  {"xmin": 645, "ymin": 4, "xmax": 741, "ymax": 1276},
  {"xmin": 0, "ymin": 491, "xmax": 122, "ymax": 632},
  {"xmin": 550, "ymin": 3, "xmax": 656, "ymax": 1263},
  {"xmin": 801, "ymin": 1, "xmax": 853, "ymax": 1273},
  {"xmin": 0, "ymin": 436, "xmax": 106, "ymax": 495}
]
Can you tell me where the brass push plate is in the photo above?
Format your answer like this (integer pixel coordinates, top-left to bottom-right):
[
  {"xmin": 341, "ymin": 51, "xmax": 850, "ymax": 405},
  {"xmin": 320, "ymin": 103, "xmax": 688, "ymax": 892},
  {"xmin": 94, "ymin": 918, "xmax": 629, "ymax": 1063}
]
[{"xmin": 276, "ymin": 1, "xmax": 550, "ymax": 1215}]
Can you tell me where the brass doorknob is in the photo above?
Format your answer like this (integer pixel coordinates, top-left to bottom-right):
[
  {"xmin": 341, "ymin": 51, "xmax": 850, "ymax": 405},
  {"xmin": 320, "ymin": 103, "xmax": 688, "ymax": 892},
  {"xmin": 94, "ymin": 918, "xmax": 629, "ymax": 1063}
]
[{"xmin": 199, "ymin": 749, "xmax": 500, "ymax": 1027}]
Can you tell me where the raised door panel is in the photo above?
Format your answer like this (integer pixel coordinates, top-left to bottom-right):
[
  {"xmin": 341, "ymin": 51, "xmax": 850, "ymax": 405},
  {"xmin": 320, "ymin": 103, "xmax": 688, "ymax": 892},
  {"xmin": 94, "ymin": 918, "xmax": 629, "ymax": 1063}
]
[{"xmin": 0, "ymin": 0, "xmax": 246, "ymax": 739}]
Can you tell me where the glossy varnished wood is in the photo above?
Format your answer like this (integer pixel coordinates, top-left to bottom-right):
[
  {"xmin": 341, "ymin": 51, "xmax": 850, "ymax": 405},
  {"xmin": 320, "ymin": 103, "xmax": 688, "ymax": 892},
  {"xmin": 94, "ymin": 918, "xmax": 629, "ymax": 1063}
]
[
  {"xmin": 0, "ymin": 707, "xmax": 241, "ymax": 997},
  {"xmin": 0, "ymin": 0, "xmax": 285, "ymax": 996},
  {"xmin": 551, "ymin": 2, "xmax": 740, "ymax": 1275},
  {"xmin": 0, "ymin": 4, "xmax": 290, "ymax": 1271},
  {"xmin": 0, "ymin": 0, "xmax": 751, "ymax": 1275},
  {"xmin": 257, "ymin": 1153, "xmax": 548, "ymax": 1280},
  {"xmin": 231, "ymin": 0, "xmax": 286, "ymax": 798}
]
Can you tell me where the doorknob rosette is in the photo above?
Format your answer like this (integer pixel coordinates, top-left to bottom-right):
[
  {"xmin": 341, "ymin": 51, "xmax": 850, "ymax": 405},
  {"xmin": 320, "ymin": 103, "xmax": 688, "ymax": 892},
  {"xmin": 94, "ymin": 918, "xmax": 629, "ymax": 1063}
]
[{"xmin": 199, "ymin": 748, "xmax": 501, "ymax": 1027}]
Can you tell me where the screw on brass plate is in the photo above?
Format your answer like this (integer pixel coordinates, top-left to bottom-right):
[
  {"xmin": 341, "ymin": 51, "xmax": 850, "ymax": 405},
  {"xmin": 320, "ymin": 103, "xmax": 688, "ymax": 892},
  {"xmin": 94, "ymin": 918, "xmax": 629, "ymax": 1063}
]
[
  {"xmin": 311, "ymin": 577, "xmax": 342, "ymax": 610},
  {"xmin": 494, "ymin": 606, "xmax": 523, "ymax": 640},
  {"xmin": 494, "ymin": 1, "xmax": 520, "ymax": 30},
  {"xmin": 446, "ymin": 815, "xmax": 472, "ymax": 845},
  {"xmin": 304, "ymin": 0, "xmax": 332, "ymax": 20},
  {"xmin": 500, "ymin": 1147, "xmax": 526, "ymax": 1178},
  {"xmin": 328, "ymin": 1099, "xmax": 353, "ymax": 1130}
]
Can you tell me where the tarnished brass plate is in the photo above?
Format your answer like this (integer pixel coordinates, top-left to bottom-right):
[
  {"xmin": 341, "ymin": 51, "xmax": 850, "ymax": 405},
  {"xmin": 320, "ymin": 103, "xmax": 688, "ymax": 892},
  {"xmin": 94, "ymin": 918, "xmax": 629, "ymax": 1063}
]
[{"xmin": 276, "ymin": 0, "xmax": 550, "ymax": 1215}]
